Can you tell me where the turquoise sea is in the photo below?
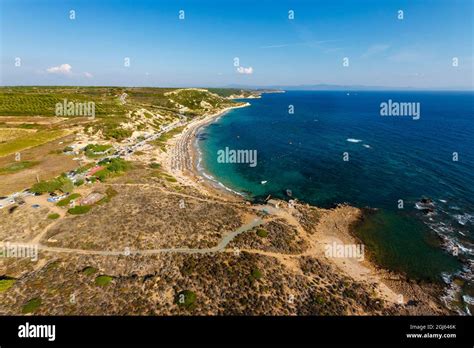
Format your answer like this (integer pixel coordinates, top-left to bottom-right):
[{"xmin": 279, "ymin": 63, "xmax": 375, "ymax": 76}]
[{"xmin": 197, "ymin": 91, "xmax": 474, "ymax": 313}]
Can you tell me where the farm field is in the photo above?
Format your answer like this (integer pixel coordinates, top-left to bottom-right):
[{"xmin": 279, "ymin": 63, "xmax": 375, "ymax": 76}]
[
  {"xmin": 0, "ymin": 88, "xmax": 127, "ymax": 117},
  {"xmin": 0, "ymin": 116, "xmax": 66, "ymax": 125},
  {"xmin": 0, "ymin": 131, "xmax": 77, "ymax": 195},
  {"xmin": 0, "ymin": 129, "xmax": 71, "ymax": 157},
  {"xmin": 0, "ymin": 128, "xmax": 36, "ymax": 143}
]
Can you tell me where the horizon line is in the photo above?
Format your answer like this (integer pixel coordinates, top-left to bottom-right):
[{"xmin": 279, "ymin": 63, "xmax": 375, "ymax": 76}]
[{"xmin": 1, "ymin": 84, "xmax": 473, "ymax": 92}]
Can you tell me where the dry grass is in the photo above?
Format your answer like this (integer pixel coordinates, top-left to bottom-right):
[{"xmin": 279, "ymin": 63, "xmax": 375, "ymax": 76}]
[
  {"xmin": 0, "ymin": 134, "xmax": 77, "ymax": 196},
  {"xmin": 0, "ymin": 128, "xmax": 36, "ymax": 143},
  {"xmin": 0, "ymin": 204, "xmax": 51, "ymax": 243},
  {"xmin": 0, "ymin": 129, "xmax": 70, "ymax": 157},
  {"xmin": 0, "ymin": 251, "xmax": 393, "ymax": 316},
  {"xmin": 0, "ymin": 116, "xmax": 66, "ymax": 125},
  {"xmin": 44, "ymin": 184, "xmax": 243, "ymax": 250}
]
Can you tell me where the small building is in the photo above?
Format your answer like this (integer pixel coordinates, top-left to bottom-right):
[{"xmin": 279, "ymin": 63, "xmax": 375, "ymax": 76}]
[{"xmin": 79, "ymin": 192, "xmax": 105, "ymax": 206}]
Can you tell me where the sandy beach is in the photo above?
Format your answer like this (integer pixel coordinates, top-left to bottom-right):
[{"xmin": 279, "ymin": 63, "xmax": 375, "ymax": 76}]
[{"xmin": 162, "ymin": 103, "xmax": 250, "ymax": 201}]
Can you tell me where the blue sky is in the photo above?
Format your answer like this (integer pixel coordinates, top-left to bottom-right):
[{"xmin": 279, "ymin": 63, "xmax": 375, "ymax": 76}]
[{"xmin": 1, "ymin": 0, "xmax": 472, "ymax": 89}]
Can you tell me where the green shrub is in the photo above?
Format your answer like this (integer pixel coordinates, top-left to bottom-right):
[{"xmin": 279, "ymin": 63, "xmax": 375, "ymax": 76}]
[
  {"xmin": 31, "ymin": 175, "xmax": 74, "ymax": 194},
  {"xmin": 74, "ymin": 179, "xmax": 84, "ymax": 186},
  {"xmin": 67, "ymin": 205, "xmax": 91, "ymax": 215},
  {"xmin": 95, "ymin": 275, "xmax": 113, "ymax": 286},
  {"xmin": 84, "ymin": 144, "xmax": 112, "ymax": 158},
  {"xmin": 57, "ymin": 193, "xmax": 81, "ymax": 207},
  {"xmin": 105, "ymin": 158, "xmax": 130, "ymax": 172},
  {"xmin": 256, "ymin": 228, "xmax": 268, "ymax": 238},
  {"xmin": 175, "ymin": 290, "xmax": 196, "ymax": 309},
  {"xmin": 250, "ymin": 268, "xmax": 263, "ymax": 281},
  {"xmin": 82, "ymin": 267, "xmax": 98, "ymax": 276},
  {"xmin": 31, "ymin": 180, "xmax": 61, "ymax": 194},
  {"xmin": 75, "ymin": 164, "xmax": 94, "ymax": 174},
  {"xmin": 105, "ymin": 187, "xmax": 118, "ymax": 198},
  {"xmin": 22, "ymin": 298, "xmax": 42, "ymax": 314},
  {"xmin": 0, "ymin": 278, "xmax": 15, "ymax": 292},
  {"xmin": 165, "ymin": 176, "xmax": 177, "ymax": 183},
  {"xmin": 0, "ymin": 161, "xmax": 38, "ymax": 175},
  {"xmin": 103, "ymin": 127, "xmax": 132, "ymax": 141},
  {"xmin": 93, "ymin": 169, "xmax": 109, "ymax": 181},
  {"xmin": 47, "ymin": 213, "xmax": 60, "ymax": 219},
  {"xmin": 315, "ymin": 296, "xmax": 326, "ymax": 305},
  {"xmin": 93, "ymin": 158, "xmax": 130, "ymax": 182},
  {"xmin": 59, "ymin": 178, "xmax": 74, "ymax": 194},
  {"xmin": 149, "ymin": 162, "xmax": 161, "ymax": 169}
]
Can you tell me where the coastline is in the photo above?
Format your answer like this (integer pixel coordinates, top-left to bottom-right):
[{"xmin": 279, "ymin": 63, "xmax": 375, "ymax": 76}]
[
  {"xmin": 163, "ymin": 102, "xmax": 250, "ymax": 202},
  {"xmin": 160, "ymin": 98, "xmax": 451, "ymax": 315}
]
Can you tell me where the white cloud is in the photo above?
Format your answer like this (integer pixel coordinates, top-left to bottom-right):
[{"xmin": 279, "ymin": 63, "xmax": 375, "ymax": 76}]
[
  {"xmin": 84, "ymin": 72, "xmax": 93, "ymax": 78},
  {"xmin": 46, "ymin": 63, "xmax": 72, "ymax": 74},
  {"xmin": 236, "ymin": 66, "xmax": 253, "ymax": 74},
  {"xmin": 361, "ymin": 44, "xmax": 390, "ymax": 58},
  {"xmin": 388, "ymin": 50, "xmax": 421, "ymax": 63}
]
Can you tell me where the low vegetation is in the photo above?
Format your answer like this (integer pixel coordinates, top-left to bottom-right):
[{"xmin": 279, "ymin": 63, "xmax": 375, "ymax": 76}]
[
  {"xmin": 82, "ymin": 267, "xmax": 98, "ymax": 276},
  {"xmin": 0, "ymin": 278, "xmax": 15, "ymax": 292},
  {"xmin": 99, "ymin": 187, "xmax": 118, "ymax": 204},
  {"xmin": 95, "ymin": 275, "xmax": 113, "ymax": 286},
  {"xmin": 84, "ymin": 144, "xmax": 112, "ymax": 158},
  {"xmin": 175, "ymin": 290, "xmax": 197, "ymax": 309},
  {"xmin": 75, "ymin": 163, "xmax": 95, "ymax": 174},
  {"xmin": 93, "ymin": 158, "xmax": 131, "ymax": 181},
  {"xmin": 56, "ymin": 193, "xmax": 81, "ymax": 207},
  {"xmin": 207, "ymin": 88, "xmax": 258, "ymax": 98},
  {"xmin": 151, "ymin": 126, "xmax": 185, "ymax": 151},
  {"xmin": 0, "ymin": 128, "xmax": 36, "ymax": 142},
  {"xmin": 0, "ymin": 129, "xmax": 69, "ymax": 157},
  {"xmin": 149, "ymin": 162, "xmax": 161, "ymax": 169},
  {"xmin": 0, "ymin": 161, "xmax": 39, "ymax": 175},
  {"xmin": 166, "ymin": 89, "xmax": 234, "ymax": 116},
  {"xmin": 151, "ymin": 170, "xmax": 177, "ymax": 183},
  {"xmin": 74, "ymin": 179, "xmax": 84, "ymax": 186},
  {"xmin": 0, "ymin": 88, "xmax": 127, "ymax": 117},
  {"xmin": 67, "ymin": 205, "xmax": 91, "ymax": 215},
  {"xmin": 31, "ymin": 174, "xmax": 74, "ymax": 194},
  {"xmin": 256, "ymin": 228, "xmax": 268, "ymax": 238},
  {"xmin": 22, "ymin": 297, "xmax": 42, "ymax": 314},
  {"xmin": 250, "ymin": 268, "xmax": 263, "ymax": 281}
]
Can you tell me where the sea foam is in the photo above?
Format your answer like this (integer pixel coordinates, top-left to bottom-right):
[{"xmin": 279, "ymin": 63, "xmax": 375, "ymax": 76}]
[{"xmin": 346, "ymin": 138, "xmax": 362, "ymax": 143}]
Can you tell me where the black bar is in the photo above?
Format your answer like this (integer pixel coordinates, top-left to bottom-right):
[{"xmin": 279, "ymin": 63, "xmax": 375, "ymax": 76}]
[{"xmin": 0, "ymin": 316, "xmax": 472, "ymax": 346}]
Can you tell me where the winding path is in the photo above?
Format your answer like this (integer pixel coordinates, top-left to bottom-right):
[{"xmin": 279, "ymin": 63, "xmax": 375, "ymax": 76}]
[{"xmin": 0, "ymin": 216, "xmax": 264, "ymax": 257}]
